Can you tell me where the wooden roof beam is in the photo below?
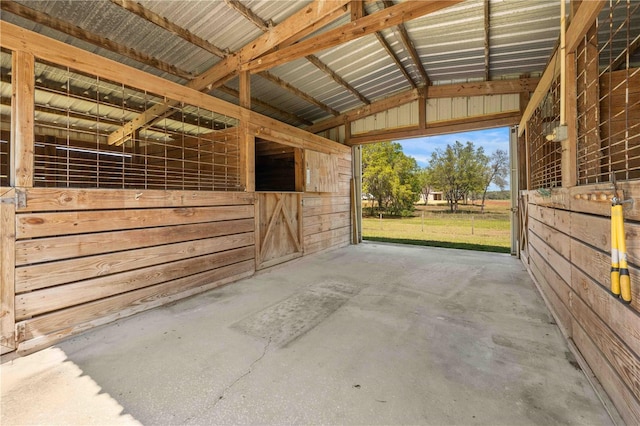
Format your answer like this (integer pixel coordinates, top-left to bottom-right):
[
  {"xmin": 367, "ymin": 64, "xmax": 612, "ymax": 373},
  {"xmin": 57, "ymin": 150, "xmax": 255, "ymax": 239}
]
[
  {"xmin": 0, "ymin": 0, "xmax": 194, "ymax": 80},
  {"xmin": 108, "ymin": 0, "xmax": 229, "ymax": 58},
  {"xmin": 374, "ymin": 32, "xmax": 418, "ymax": 89},
  {"xmin": 224, "ymin": 0, "xmax": 368, "ymax": 110},
  {"xmin": 484, "ymin": 0, "xmax": 490, "ymax": 81},
  {"xmin": 381, "ymin": 0, "xmax": 430, "ymax": 87},
  {"xmin": 223, "ymin": 0, "xmax": 273, "ymax": 32},
  {"xmin": 305, "ymin": 77, "xmax": 540, "ymax": 134},
  {"xmin": 215, "ymin": 85, "xmax": 313, "ymax": 126},
  {"xmin": 242, "ymin": 1, "xmax": 461, "ymax": 74},
  {"xmin": 226, "ymin": 1, "xmax": 370, "ymax": 108},
  {"xmin": 305, "ymin": 55, "xmax": 370, "ymax": 105},
  {"xmin": 258, "ymin": 71, "xmax": 340, "ymax": 116},
  {"xmin": 107, "ymin": 0, "xmax": 351, "ymax": 144}
]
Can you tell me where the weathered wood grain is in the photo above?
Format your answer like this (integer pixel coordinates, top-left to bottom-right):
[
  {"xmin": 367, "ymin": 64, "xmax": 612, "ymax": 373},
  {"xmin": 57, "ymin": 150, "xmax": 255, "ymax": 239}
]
[
  {"xmin": 16, "ymin": 246, "xmax": 254, "ymax": 319},
  {"xmin": 16, "ymin": 260, "xmax": 255, "ymax": 349},
  {"xmin": 17, "ymin": 204, "xmax": 254, "ymax": 239},
  {"xmin": 16, "ymin": 232, "xmax": 254, "ymax": 292},
  {"xmin": 16, "ymin": 218, "xmax": 254, "ymax": 265}
]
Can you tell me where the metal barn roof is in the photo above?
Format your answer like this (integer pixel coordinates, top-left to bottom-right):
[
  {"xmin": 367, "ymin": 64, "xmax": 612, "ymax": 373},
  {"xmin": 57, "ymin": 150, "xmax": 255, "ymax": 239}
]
[{"xmin": 1, "ymin": 0, "xmax": 572, "ymax": 128}]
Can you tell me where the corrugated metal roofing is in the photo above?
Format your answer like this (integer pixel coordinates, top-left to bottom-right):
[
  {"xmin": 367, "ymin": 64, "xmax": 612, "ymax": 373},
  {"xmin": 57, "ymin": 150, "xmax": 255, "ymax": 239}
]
[{"xmin": 1, "ymin": 0, "xmax": 581, "ymax": 128}]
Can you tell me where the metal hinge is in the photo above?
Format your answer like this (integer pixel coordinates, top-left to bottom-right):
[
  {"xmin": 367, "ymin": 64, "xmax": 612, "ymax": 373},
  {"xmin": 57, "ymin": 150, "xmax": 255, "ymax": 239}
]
[{"xmin": 0, "ymin": 190, "xmax": 26, "ymax": 208}]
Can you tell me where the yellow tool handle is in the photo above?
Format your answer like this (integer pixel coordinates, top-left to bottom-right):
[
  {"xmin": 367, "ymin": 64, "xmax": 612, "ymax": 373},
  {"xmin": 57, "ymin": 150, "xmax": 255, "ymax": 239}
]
[
  {"xmin": 611, "ymin": 204, "xmax": 621, "ymax": 296},
  {"xmin": 613, "ymin": 203, "xmax": 632, "ymax": 303}
]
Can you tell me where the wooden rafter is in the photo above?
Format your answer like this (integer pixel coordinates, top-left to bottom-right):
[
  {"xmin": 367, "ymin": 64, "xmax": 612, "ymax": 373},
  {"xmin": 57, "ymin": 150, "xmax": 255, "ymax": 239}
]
[
  {"xmin": 215, "ymin": 85, "xmax": 313, "ymax": 126},
  {"xmin": 223, "ymin": 0, "xmax": 272, "ymax": 32},
  {"xmin": 305, "ymin": 77, "xmax": 541, "ymax": 134},
  {"xmin": 346, "ymin": 111, "xmax": 521, "ymax": 146},
  {"xmin": 106, "ymin": 0, "xmax": 351, "ymax": 145},
  {"xmin": 351, "ymin": 0, "xmax": 365, "ymax": 21},
  {"xmin": 484, "ymin": 0, "xmax": 490, "ymax": 81},
  {"xmin": 381, "ymin": 0, "xmax": 430, "ymax": 86},
  {"xmin": 0, "ymin": 0, "xmax": 194, "ymax": 80},
  {"xmin": 242, "ymin": 1, "xmax": 461, "ymax": 74},
  {"xmin": 305, "ymin": 55, "xmax": 370, "ymax": 105},
  {"xmin": 258, "ymin": 71, "xmax": 340, "ymax": 116},
  {"xmin": 110, "ymin": 0, "xmax": 312, "ymax": 127},
  {"xmin": 374, "ymin": 32, "xmax": 418, "ymax": 89},
  {"xmin": 227, "ymin": 0, "xmax": 370, "ymax": 108},
  {"xmin": 108, "ymin": 0, "xmax": 228, "ymax": 58}
]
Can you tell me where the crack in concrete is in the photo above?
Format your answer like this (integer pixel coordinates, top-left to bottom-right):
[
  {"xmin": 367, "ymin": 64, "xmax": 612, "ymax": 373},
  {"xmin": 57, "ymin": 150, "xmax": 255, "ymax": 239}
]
[{"xmin": 210, "ymin": 336, "xmax": 272, "ymax": 410}]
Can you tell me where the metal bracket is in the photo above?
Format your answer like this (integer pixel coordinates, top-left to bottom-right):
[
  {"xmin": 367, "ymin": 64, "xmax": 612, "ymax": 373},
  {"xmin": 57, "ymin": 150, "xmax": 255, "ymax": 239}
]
[
  {"xmin": 611, "ymin": 173, "xmax": 633, "ymax": 207},
  {"xmin": 0, "ymin": 190, "xmax": 26, "ymax": 208}
]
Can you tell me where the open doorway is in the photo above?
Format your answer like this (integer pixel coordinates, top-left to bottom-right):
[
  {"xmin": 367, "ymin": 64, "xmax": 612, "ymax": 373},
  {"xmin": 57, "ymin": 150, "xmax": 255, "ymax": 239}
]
[{"xmin": 358, "ymin": 127, "xmax": 515, "ymax": 254}]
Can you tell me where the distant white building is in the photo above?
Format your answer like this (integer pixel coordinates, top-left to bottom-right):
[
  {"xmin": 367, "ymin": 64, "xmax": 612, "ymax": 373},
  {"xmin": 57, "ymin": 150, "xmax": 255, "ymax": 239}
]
[{"xmin": 419, "ymin": 191, "xmax": 444, "ymax": 204}]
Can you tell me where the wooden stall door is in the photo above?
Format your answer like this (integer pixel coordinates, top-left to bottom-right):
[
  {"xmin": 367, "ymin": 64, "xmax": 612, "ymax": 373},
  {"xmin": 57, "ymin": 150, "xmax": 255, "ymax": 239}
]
[{"xmin": 256, "ymin": 192, "xmax": 303, "ymax": 270}]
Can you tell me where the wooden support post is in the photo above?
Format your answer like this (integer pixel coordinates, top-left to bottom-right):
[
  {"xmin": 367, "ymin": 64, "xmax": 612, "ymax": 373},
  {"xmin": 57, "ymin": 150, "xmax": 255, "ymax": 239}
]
[
  {"xmin": 0, "ymin": 189, "xmax": 16, "ymax": 354},
  {"xmin": 294, "ymin": 148, "xmax": 304, "ymax": 192},
  {"xmin": 344, "ymin": 119, "xmax": 351, "ymax": 145},
  {"xmin": 239, "ymin": 70, "xmax": 255, "ymax": 192},
  {"xmin": 562, "ymin": 52, "xmax": 578, "ymax": 188},
  {"xmin": 10, "ymin": 50, "xmax": 35, "ymax": 188},
  {"xmin": 418, "ymin": 89, "xmax": 427, "ymax": 130},
  {"xmin": 519, "ymin": 91, "xmax": 530, "ymax": 190}
]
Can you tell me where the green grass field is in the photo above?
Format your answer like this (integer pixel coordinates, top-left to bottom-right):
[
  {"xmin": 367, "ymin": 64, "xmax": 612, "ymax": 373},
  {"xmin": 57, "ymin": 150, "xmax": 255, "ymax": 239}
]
[{"xmin": 362, "ymin": 200, "xmax": 512, "ymax": 253}]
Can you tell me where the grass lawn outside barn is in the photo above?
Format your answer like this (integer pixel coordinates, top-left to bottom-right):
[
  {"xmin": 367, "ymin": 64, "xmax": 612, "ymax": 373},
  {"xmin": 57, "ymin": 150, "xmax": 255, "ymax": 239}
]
[{"xmin": 362, "ymin": 200, "xmax": 511, "ymax": 253}]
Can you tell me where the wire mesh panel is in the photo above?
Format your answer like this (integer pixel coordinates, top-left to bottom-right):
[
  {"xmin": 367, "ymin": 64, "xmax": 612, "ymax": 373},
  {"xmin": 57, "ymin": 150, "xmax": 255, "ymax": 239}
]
[
  {"xmin": 32, "ymin": 60, "xmax": 241, "ymax": 191},
  {"xmin": 0, "ymin": 49, "xmax": 11, "ymax": 186},
  {"xmin": 528, "ymin": 77, "xmax": 562, "ymax": 189},
  {"xmin": 577, "ymin": 1, "xmax": 640, "ymax": 184}
]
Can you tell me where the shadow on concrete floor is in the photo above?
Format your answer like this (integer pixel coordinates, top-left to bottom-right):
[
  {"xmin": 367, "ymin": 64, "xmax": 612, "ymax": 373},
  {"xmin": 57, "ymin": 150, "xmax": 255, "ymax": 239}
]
[{"xmin": 1, "ymin": 242, "xmax": 613, "ymax": 425}]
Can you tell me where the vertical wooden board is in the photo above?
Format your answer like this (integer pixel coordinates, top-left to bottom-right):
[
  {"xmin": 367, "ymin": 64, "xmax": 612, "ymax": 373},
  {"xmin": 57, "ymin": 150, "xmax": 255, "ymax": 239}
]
[
  {"xmin": 0, "ymin": 189, "xmax": 16, "ymax": 352},
  {"xmin": 573, "ymin": 322, "xmax": 640, "ymax": 425},
  {"xmin": 10, "ymin": 51, "xmax": 35, "ymax": 188}
]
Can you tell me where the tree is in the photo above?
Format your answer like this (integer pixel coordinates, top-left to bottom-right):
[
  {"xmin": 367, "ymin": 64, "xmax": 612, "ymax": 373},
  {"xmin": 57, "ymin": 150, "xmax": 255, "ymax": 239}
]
[
  {"xmin": 362, "ymin": 142, "xmax": 420, "ymax": 216},
  {"xmin": 416, "ymin": 167, "xmax": 434, "ymax": 205},
  {"xmin": 428, "ymin": 141, "xmax": 485, "ymax": 213},
  {"xmin": 479, "ymin": 149, "xmax": 509, "ymax": 213}
]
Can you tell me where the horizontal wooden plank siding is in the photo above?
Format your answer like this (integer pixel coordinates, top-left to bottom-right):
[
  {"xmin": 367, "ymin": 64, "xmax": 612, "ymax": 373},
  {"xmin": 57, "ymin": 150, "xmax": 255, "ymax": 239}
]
[
  {"xmin": 303, "ymin": 150, "xmax": 352, "ymax": 256},
  {"xmin": 14, "ymin": 188, "xmax": 256, "ymax": 352},
  {"xmin": 523, "ymin": 185, "xmax": 640, "ymax": 424}
]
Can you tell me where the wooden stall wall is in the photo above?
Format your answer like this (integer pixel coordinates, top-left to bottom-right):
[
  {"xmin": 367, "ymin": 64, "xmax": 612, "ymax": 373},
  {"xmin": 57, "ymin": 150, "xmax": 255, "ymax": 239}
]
[
  {"xmin": 524, "ymin": 187, "xmax": 640, "ymax": 424},
  {"xmin": 12, "ymin": 188, "xmax": 256, "ymax": 354},
  {"xmin": 303, "ymin": 149, "xmax": 352, "ymax": 255}
]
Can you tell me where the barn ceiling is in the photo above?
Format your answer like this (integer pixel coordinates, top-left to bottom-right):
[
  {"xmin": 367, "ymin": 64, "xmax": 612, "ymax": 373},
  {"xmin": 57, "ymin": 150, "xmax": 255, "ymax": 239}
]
[{"xmin": 0, "ymin": 0, "xmax": 565, "ymax": 129}]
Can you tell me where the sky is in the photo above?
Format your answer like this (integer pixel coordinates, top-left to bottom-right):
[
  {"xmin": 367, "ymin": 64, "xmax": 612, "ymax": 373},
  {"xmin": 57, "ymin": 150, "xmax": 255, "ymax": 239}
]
[{"xmin": 395, "ymin": 126, "xmax": 511, "ymax": 190}]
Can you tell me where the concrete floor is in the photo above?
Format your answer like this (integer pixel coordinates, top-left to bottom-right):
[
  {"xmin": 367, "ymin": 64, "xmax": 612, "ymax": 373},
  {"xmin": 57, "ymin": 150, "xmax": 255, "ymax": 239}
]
[{"xmin": 2, "ymin": 242, "xmax": 613, "ymax": 425}]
